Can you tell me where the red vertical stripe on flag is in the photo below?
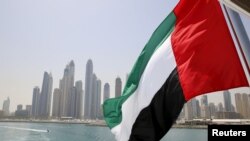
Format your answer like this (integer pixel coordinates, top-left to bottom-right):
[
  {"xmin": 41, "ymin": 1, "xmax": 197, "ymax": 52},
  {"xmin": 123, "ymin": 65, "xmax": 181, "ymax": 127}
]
[{"xmin": 172, "ymin": 0, "xmax": 249, "ymax": 101}]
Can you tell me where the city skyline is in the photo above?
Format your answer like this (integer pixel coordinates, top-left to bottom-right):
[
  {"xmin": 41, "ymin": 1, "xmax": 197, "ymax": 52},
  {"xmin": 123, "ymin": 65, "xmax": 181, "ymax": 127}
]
[
  {"xmin": 0, "ymin": 0, "xmax": 249, "ymax": 112},
  {"xmin": 31, "ymin": 59, "xmax": 113, "ymax": 119},
  {"xmin": 182, "ymin": 91, "xmax": 250, "ymax": 120},
  {"xmin": 1, "ymin": 58, "xmax": 250, "ymax": 113},
  {"xmin": 2, "ymin": 58, "xmax": 249, "ymax": 120},
  {"xmin": 3, "ymin": 61, "xmax": 249, "ymax": 120},
  {"xmin": 1, "ymin": 58, "xmax": 130, "ymax": 113}
]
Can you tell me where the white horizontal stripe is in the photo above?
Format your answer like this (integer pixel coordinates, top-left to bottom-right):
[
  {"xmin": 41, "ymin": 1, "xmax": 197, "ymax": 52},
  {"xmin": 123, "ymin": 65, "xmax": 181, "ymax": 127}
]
[{"xmin": 111, "ymin": 35, "xmax": 177, "ymax": 141}]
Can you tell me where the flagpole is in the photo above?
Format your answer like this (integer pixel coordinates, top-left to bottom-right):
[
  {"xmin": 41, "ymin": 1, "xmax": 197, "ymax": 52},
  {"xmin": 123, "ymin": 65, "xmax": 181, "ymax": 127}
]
[{"xmin": 219, "ymin": 1, "xmax": 250, "ymax": 86}]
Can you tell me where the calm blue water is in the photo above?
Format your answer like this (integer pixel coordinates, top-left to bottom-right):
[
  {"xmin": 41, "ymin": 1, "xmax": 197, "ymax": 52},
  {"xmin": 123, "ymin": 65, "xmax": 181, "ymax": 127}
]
[{"xmin": 0, "ymin": 122, "xmax": 207, "ymax": 141}]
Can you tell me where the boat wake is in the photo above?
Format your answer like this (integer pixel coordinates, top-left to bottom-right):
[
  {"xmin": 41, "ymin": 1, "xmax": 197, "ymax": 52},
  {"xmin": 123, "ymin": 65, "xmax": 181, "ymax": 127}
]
[{"xmin": 0, "ymin": 126, "xmax": 48, "ymax": 133}]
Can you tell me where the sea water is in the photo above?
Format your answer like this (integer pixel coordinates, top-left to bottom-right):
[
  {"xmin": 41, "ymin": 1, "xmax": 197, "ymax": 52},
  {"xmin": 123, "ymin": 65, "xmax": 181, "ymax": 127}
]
[{"xmin": 0, "ymin": 122, "xmax": 207, "ymax": 141}]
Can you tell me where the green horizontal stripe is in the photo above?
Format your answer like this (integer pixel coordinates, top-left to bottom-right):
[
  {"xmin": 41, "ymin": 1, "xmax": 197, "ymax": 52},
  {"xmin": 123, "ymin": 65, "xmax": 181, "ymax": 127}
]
[{"xmin": 103, "ymin": 12, "xmax": 176, "ymax": 129}]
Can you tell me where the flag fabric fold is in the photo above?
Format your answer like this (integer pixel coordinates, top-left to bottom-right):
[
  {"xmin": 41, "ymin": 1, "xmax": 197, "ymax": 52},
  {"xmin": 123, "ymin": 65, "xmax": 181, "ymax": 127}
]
[{"xmin": 103, "ymin": 0, "xmax": 249, "ymax": 140}]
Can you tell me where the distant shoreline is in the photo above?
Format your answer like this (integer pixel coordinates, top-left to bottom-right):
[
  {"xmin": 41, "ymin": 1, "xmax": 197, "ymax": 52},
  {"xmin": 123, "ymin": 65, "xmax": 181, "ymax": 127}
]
[
  {"xmin": 172, "ymin": 124, "xmax": 207, "ymax": 129},
  {"xmin": 0, "ymin": 119, "xmax": 106, "ymax": 126},
  {"xmin": 0, "ymin": 119, "xmax": 208, "ymax": 129},
  {"xmin": 3, "ymin": 119, "xmax": 249, "ymax": 129}
]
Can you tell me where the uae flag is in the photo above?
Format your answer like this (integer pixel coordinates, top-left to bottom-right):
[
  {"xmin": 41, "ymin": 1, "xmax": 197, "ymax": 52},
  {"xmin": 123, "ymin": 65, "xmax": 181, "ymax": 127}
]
[{"xmin": 103, "ymin": 0, "xmax": 249, "ymax": 141}]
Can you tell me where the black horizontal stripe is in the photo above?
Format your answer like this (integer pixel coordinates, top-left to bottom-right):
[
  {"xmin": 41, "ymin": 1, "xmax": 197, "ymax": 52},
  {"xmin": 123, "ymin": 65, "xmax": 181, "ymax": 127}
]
[{"xmin": 129, "ymin": 68, "xmax": 186, "ymax": 141}]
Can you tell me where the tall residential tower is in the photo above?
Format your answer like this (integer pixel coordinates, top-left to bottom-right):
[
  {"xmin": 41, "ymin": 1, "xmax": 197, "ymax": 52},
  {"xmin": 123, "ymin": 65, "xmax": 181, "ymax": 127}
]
[
  {"xmin": 223, "ymin": 90, "xmax": 232, "ymax": 112},
  {"xmin": 31, "ymin": 87, "xmax": 40, "ymax": 117},
  {"xmin": 84, "ymin": 59, "xmax": 93, "ymax": 119},
  {"xmin": 115, "ymin": 77, "xmax": 122, "ymax": 97},
  {"xmin": 59, "ymin": 60, "xmax": 75, "ymax": 117},
  {"xmin": 2, "ymin": 97, "xmax": 10, "ymax": 116},
  {"xmin": 39, "ymin": 72, "xmax": 53, "ymax": 118},
  {"xmin": 103, "ymin": 83, "xmax": 110, "ymax": 102}
]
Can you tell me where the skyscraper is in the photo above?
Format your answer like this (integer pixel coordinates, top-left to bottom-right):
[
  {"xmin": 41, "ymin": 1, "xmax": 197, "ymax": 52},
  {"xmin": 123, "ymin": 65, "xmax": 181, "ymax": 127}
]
[
  {"xmin": 217, "ymin": 102, "xmax": 224, "ymax": 112},
  {"xmin": 75, "ymin": 80, "xmax": 83, "ymax": 119},
  {"xmin": 196, "ymin": 100, "xmax": 201, "ymax": 118},
  {"xmin": 208, "ymin": 102, "xmax": 216, "ymax": 118},
  {"xmin": 96, "ymin": 79, "xmax": 102, "ymax": 119},
  {"xmin": 39, "ymin": 71, "xmax": 53, "ymax": 118},
  {"xmin": 184, "ymin": 98, "xmax": 200, "ymax": 120},
  {"xmin": 103, "ymin": 83, "xmax": 110, "ymax": 102},
  {"xmin": 115, "ymin": 76, "xmax": 122, "ymax": 97},
  {"xmin": 200, "ymin": 95, "xmax": 209, "ymax": 118},
  {"xmin": 17, "ymin": 104, "xmax": 23, "ymax": 111},
  {"xmin": 191, "ymin": 98, "xmax": 198, "ymax": 118},
  {"xmin": 90, "ymin": 74, "xmax": 98, "ymax": 119},
  {"xmin": 69, "ymin": 87, "xmax": 77, "ymax": 117},
  {"xmin": 201, "ymin": 95, "xmax": 208, "ymax": 106},
  {"xmin": 184, "ymin": 100, "xmax": 193, "ymax": 120},
  {"xmin": 2, "ymin": 97, "xmax": 10, "ymax": 116},
  {"xmin": 68, "ymin": 81, "xmax": 83, "ymax": 119},
  {"xmin": 235, "ymin": 93, "xmax": 250, "ymax": 118},
  {"xmin": 242, "ymin": 93, "xmax": 250, "ymax": 119},
  {"xmin": 59, "ymin": 60, "xmax": 75, "ymax": 117},
  {"xmin": 26, "ymin": 105, "xmax": 32, "ymax": 116},
  {"xmin": 52, "ymin": 88, "xmax": 61, "ymax": 117},
  {"xmin": 31, "ymin": 87, "xmax": 40, "ymax": 117},
  {"xmin": 84, "ymin": 59, "xmax": 93, "ymax": 119},
  {"xmin": 223, "ymin": 90, "xmax": 232, "ymax": 112}
]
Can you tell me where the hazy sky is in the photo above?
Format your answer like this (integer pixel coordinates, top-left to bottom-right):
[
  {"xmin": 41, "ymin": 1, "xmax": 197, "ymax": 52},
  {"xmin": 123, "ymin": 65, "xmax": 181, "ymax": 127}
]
[
  {"xmin": 0, "ymin": 0, "xmax": 179, "ymax": 112},
  {"xmin": 0, "ymin": 0, "xmax": 249, "ymax": 112}
]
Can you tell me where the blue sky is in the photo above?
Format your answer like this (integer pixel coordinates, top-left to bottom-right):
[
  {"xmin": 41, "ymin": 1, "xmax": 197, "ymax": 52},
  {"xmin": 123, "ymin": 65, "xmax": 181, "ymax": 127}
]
[{"xmin": 0, "ymin": 0, "xmax": 249, "ymax": 112}]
